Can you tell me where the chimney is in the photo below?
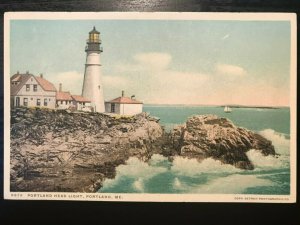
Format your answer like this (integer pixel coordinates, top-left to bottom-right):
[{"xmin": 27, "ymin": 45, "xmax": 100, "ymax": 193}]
[
  {"xmin": 26, "ymin": 71, "xmax": 29, "ymax": 75},
  {"xmin": 122, "ymin": 90, "xmax": 124, "ymax": 97},
  {"xmin": 17, "ymin": 71, "xmax": 19, "ymax": 75},
  {"xmin": 40, "ymin": 73, "xmax": 43, "ymax": 78},
  {"xmin": 59, "ymin": 83, "xmax": 62, "ymax": 92}
]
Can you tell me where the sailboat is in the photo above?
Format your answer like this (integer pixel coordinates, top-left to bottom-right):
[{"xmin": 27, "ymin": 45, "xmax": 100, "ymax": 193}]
[{"xmin": 224, "ymin": 106, "xmax": 232, "ymax": 113}]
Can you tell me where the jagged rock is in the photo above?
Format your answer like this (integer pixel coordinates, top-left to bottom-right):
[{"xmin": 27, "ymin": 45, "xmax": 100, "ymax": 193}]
[
  {"xmin": 10, "ymin": 107, "xmax": 163, "ymax": 192},
  {"xmin": 10, "ymin": 109, "xmax": 276, "ymax": 192},
  {"xmin": 170, "ymin": 115, "xmax": 275, "ymax": 169}
]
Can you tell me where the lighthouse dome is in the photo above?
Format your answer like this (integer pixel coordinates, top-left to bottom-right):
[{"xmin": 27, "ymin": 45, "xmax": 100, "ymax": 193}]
[{"xmin": 89, "ymin": 26, "xmax": 100, "ymax": 34}]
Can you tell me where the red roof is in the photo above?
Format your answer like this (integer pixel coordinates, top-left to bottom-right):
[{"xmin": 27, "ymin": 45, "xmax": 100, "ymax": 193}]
[
  {"xmin": 56, "ymin": 91, "xmax": 73, "ymax": 101},
  {"xmin": 106, "ymin": 96, "xmax": 143, "ymax": 104},
  {"xmin": 10, "ymin": 73, "xmax": 56, "ymax": 95},
  {"xmin": 72, "ymin": 95, "xmax": 91, "ymax": 102},
  {"xmin": 35, "ymin": 76, "xmax": 56, "ymax": 92},
  {"xmin": 10, "ymin": 73, "xmax": 32, "ymax": 96}
]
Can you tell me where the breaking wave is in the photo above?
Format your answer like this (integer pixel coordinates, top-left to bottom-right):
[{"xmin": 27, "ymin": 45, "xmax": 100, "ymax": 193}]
[
  {"xmin": 101, "ymin": 157, "xmax": 167, "ymax": 189},
  {"xmin": 100, "ymin": 128, "xmax": 290, "ymax": 194},
  {"xmin": 171, "ymin": 157, "xmax": 240, "ymax": 177},
  {"xmin": 259, "ymin": 129, "xmax": 290, "ymax": 155},
  {"xmin": 247, "ymin": 149, "xmax": 289, "ymax": 170},
  {"xmin": 191, "ymin": 174, "xmax": 274, "ymax": 194}
]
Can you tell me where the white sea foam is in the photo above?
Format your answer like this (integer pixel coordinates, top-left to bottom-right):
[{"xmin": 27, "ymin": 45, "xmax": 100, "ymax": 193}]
[
  {"xmin": 171, "ymin": 156, "xmax": 240, "ymax": 177},
  {"xmin": 133, "ymin": 178, "xmax": 144, "ymax": 192},
  {"xmin": 191, "ymin": 174, "xmax": 274, "ymax": 194},
  {"xmin": 116, "ymin": 157, "xmax": 167, "ymax": 178},
  {"xmin": 259, "ymin": 129, "xmax": 290, "ymax": 155},
  {"xmin": 101, "ymin": 157, "xmax": 167, "ymax": 189},
  {"xmin": 247, "ymin": 149, "xmax": 289, "ymax": 170},
  {"xmin": 173, "ymin": 177, "xmax": 183, "ymax": 190},
  {"xmin": 149, "ymin": 154, "xmax": 168, "ymax": 166}
]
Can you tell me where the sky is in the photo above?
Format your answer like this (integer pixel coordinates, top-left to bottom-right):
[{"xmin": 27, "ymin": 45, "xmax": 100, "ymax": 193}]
[{"xmin": 10, "ymin": 19, "xmax": 291, "ymax": 106}]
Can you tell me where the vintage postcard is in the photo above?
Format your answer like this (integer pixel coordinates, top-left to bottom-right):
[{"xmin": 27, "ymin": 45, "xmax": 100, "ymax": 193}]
[{"xmin": 4, "ymin": 12, "xmax": 296, "ymax": 202}]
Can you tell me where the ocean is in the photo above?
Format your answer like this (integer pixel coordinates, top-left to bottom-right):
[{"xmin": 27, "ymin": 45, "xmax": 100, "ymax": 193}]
[{"xmin": 99, "ymin": 105, "xmax": 290, "ymax": 195}]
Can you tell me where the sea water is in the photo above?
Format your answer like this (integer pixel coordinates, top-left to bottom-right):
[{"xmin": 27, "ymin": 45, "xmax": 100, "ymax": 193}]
[{"xmin": 99, "ymin": 105, "xmax": 290, "ymax": 195}]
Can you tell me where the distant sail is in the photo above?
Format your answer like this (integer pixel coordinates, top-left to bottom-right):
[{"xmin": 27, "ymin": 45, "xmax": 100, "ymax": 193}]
[{"xmin": 224, "ymin": 106, "xmax": 232, "ymax": 113}]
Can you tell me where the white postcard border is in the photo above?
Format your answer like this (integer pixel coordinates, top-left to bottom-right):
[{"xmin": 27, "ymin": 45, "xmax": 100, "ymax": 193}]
[{"xmin": 3, "ymin": 12, "xmax": 297, "ymax": 203}]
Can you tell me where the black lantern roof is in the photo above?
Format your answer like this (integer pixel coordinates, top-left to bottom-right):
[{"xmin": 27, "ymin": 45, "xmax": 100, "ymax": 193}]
[{"xmin": 89, "ymin": 26, "xmax": 100, "ymax": 34}]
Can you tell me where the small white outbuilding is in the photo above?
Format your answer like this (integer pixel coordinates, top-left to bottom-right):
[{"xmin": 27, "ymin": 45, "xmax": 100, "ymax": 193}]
[{"xmin": 105, "ymin": 91, "xmax": 143, "ymax": 115}]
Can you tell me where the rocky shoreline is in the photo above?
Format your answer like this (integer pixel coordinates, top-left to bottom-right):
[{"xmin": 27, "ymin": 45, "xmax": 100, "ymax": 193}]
[{"xmin": 10, "ymin": 107, "xmax": 275, "ymax": 192}]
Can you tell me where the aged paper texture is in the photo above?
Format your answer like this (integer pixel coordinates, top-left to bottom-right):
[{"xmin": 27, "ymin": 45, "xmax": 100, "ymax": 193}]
[{"xmin": 4, "ymin": 12, "xmax": 297, "ymax": 202}]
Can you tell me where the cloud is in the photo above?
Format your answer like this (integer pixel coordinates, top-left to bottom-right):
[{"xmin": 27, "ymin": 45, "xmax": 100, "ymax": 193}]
[
  {"xmin": 134, "ymin": 52, "xmax": 172, "ymax": 70},
  {"xmin": 116, "ymin": 52, "xmax": 172, "ymax": 73},
  {"xmin": 47, "ymin": 71, "xmax": 83, "ymax": 95},
  {"xmin": 103, "ymin": 75, "xmax": 128, "ymax": 88},
  {"xmin": 222, "ymin": 34, "xmax": 230, "ymax": 40},
  {"xmin": 111, "ymin": 52, "xmax": 288, "ymax": 106},
  {"xmin": 215, "ymin": 63, "xmax": 247, "ymax": 77}
]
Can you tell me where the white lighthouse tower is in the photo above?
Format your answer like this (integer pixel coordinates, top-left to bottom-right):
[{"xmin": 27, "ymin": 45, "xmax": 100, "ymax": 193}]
[{"xmin": 82, "ymin": 26, "xmax": 105, "ymax": 112}]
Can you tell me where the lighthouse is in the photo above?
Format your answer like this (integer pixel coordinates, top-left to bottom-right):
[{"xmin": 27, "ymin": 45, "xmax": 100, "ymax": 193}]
[{"xmin": 82, "ymin": 26, "xmax": 105, "ymax": 112}]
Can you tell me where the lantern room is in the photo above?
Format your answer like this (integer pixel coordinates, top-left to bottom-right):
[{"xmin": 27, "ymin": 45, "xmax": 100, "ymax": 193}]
[
  {"xmin": 85, "ymin": 26, "xmax": 102, "ymax": 52},
  {"xmin": 88, "ymin": 26, "xmax": 101, "ymax": 43}
]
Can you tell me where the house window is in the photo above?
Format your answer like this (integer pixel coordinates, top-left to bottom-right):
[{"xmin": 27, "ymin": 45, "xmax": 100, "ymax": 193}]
[
  {"xmin": 23, "ymin": 98, "xmax": 28, "ymax": 106},
  {"xmin": 61, "ymin": 101, "xmax": 63, "ymax": 104},
  {"xmin": 44, "ymin": 98, "xmax": 48, "ymax": 106},
  {"xmin": 16, "ymin": 97, "xmax": 20, "ymax": 107},
  {"xmin": 98, "ymin": 85, "xmax": 100, "ymax": 90},
  {"xmin": 37, "ymin": 99, "xmax": 41, "ymax": 106},
  {"xmin": 111, "ymin": 103, "xmax": 115, "ymax": 113},
  {"xmin": 83, "ymin": 102, "xmax": 85, "ymax": 106},
  {"xmin": 33, "ymin": 85, "xmax": 37, "ymax": 92},
  {"xmin": 26, "ymin": 84, "xmax": 30, "ymax": 91}
]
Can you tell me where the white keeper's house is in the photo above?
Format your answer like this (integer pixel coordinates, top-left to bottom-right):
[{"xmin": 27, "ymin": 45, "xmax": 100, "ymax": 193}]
[
  {"xmin": 10, "ymin": 72, "xmax": 92, "ymax": 111},
  {"xmin": 105, "ymin": 91, "xmax": 143, "ymax": 115},
  {"xmin": 10, "ymin": 71, "xmax": 57, "ymax": 108}
]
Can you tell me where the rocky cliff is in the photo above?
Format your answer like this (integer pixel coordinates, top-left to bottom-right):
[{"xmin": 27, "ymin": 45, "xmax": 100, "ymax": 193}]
[
  {"xmin": 10, "ymin": 108, "xmax": 164, "ymax": 192},
  {"xmin": 10, "ymin": 108, "xmax": 276, "ymax": 192},
  {"xmin": 170, "ymin": 115, "xmax": 275, "ymax": 170}
]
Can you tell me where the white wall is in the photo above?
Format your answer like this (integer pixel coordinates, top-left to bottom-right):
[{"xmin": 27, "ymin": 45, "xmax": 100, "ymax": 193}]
[
  {"xmin": 120, "ymin": 103, "xmax": 143, "ymax": 115},
  {"xmin": 105, "ymin": 102, "xmax": 143, "ymax": 115},
  {"xmin": 56, "ymin": 100, "xmax": 74, "ymax": 109},
  {"xmin": 82, "ymin": 51, "xmax": 105, "ymax": 112},
  {"xmin": 76, "ymin": 102, "xmax": 91, "ymax": 111},
  {"xmin": 13, "ymin": 76, "xmax": 56, "ymax": 109}
]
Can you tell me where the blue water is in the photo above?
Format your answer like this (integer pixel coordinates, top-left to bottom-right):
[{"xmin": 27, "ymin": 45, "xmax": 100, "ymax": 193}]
[{"xmin": 99, "ymin": 105, "xmax": 290, "ymax": 195}]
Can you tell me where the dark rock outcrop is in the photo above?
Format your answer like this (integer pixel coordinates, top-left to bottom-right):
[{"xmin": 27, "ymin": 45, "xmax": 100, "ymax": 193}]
[
  {"xmin": 10, "ymin": 107, "xmax": 163, "ymax": 192},
  {"xmin": 10, "ymin": 109, "xmax": 276, "ymax": 192},
  {"xmin": 170, "ymin": 115, "xmax": 275, "ymax": 170}
]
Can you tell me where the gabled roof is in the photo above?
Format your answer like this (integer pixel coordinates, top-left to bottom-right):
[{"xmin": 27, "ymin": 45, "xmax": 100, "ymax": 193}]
[
  {"xmin": 10, "ymin": 73, "xmax": 56, "ymax": 96},
  {"xmin": 35, "ymin": 77, "xmax": 56, "ymax": 92},
  {"xmin": 106, "ymin": 96, "xmax": 143, "ymax": 104},
  {"xmin": 56, "ymin": 91, "xmax": 73, "ymax": 101},
  {"xmin": 72, "ymin": 95, "xmax": 91, "ymax": 103},
  {"xmin": 10, "ymin": 73, "xmax": 32, "ymax": 96}
]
